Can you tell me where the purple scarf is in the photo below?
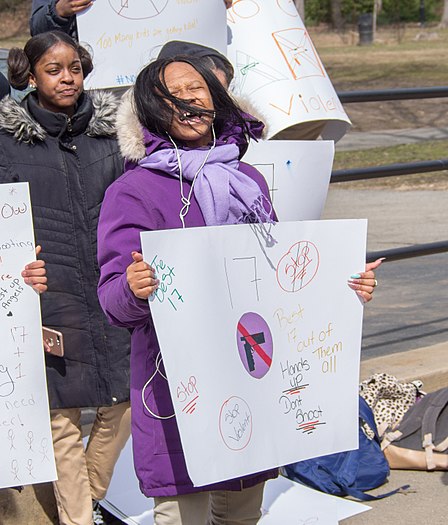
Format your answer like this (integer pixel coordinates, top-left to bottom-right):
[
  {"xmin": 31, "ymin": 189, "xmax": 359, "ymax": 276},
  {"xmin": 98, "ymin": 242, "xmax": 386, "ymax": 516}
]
[{"xmin": 138, "ymin": 143, "xmax": 273, "ymax": 227}]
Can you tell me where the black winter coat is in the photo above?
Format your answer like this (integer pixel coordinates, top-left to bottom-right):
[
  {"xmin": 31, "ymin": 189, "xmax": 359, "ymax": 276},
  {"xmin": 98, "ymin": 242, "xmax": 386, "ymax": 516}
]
[{"xmin": 0, "ymin": 91, "xmax": 130, "ymax": 409}]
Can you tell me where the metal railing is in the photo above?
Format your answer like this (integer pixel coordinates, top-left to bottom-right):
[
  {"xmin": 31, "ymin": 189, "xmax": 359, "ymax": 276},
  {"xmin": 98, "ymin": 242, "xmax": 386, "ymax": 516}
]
[
  {"xmin": 332, "ymin": 86, "xmax": 448, "ymax": 263},
  {"xmin": 331, "ymin": 159, "xmax": 448, "ymax": 183},
  {"xmin": 338, "ymin": 86, "xmax": 448, "ymax": 104},
  {"xmin": 366, "ymin": 241, "xmax": 448, "ymax": 263}
]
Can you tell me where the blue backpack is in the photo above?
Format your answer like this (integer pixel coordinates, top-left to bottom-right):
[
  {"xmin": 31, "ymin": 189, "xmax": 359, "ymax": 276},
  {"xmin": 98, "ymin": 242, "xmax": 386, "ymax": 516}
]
[{"xmin": 282, "ymin": 396, "xmax": 408, "ymax": 501}]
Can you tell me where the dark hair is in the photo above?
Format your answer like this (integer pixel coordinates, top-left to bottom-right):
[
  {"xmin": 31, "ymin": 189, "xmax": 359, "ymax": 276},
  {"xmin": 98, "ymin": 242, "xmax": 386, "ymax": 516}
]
[
  {"xmin": 157, "ymin": 40, "xmax": 234, "ymax": 87},
  {"xmin": 133, "ymin": 56, "xmax": 247, "ymax": 141},
  {"xmin": 206, "ymin": 55, "xmax": 234, "ymax": 87},
  {"xmin": 8, "ymin": 31, "xmax": 93, "ymax": 91}
]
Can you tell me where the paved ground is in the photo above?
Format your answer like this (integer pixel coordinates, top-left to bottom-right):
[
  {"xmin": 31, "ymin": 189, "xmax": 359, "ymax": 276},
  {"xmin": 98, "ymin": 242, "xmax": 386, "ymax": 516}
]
[
  {"xmin": 323, "ymin": 188, "xmax": 448, "ymax": 358},
  {"xmin": 341, "ymin": 469, "xmax": 448, "ymax": 525},
  {"xmin": 325, "ymin": 141, "xmax": 448, "ymax": 524}
]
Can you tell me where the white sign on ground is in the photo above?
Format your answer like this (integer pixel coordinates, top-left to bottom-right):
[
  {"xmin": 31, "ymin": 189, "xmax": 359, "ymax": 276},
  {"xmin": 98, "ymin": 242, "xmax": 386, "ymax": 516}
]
[
  {"xmin": 227, "ymin": 1, "xmax": 350, "ymax": 140},
  {"xmin": 100, "ymin": 438, "xmax": 371, "ymax": 524},
  {"xmin": 77, "ymin": 0, "xmax": 227, "ymax": 90},
  {"xmin": 0, "ymin": 183, "xmax": 56, "ymax": 489},
  {"xmin": 244, "ymin": 140, "xmax": 334, "ymax": 221},
  {"xmin": 260, "ymin": 475, "xmax": 371, "ymax": 524},
  {"xmin": 140, "ymin": 219, "xmax": 367, "ymax": 487}
]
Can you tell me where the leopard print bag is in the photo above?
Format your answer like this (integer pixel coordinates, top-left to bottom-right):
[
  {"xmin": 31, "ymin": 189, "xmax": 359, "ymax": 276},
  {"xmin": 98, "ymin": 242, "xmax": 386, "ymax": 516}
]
[{"xmin": 359, "ymin": 373, "xmax": 424, "ymax": 438}]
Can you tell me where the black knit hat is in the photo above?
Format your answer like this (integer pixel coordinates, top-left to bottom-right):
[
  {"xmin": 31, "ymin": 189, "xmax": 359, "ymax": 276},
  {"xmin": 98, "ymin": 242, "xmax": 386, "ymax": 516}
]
[
  {"xmin": 0, "ymin": 72, "xmax": 10, "ymax": 99},
  {"xmin": 157, "ymin": 40, "xmax": 234, "ymax": 85}
]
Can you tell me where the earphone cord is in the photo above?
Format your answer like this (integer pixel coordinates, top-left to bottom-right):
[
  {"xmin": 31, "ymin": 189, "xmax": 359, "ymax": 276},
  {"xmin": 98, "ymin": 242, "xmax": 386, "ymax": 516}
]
[
  {"xmin": 167, "ymin": 123, "xmax": 217, "ymax": 228},
  {"xmin": 141, "ymin": 351, "xmax": 175, "ymax": 420},
  {"xmin": 141, "ymin": 125, "xmax": 217, "ymax": 418}
]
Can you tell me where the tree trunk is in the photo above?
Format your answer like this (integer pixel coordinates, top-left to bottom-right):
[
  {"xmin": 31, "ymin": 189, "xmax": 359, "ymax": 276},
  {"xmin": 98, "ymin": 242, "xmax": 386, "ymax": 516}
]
[
  {"xmin": 440, "ymin": 0, "xmax": 448, "ymax": 28},
  {"xmin": 373, "ymin": 0, "xmax": 382, "ymax": 40},
  {"xmin": 330, "ymin": 0, "xmax": 344, "ymax": 31},
  {"xmin": 294, "ymin": 0, "xmax": 305, "ymax": 20}
]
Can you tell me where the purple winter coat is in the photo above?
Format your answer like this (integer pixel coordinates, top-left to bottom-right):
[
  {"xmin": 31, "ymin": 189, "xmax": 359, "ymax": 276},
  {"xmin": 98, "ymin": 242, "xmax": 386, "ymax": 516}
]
[{"xmin": 97, "ymin": 119, "xmax": 278, "ymax": 497}]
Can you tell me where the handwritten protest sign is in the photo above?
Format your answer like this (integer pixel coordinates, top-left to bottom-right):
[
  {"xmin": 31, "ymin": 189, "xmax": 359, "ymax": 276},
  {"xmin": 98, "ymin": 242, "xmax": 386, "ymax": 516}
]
[
  {"xmin": 141, "ymin": 219, "xmax": 367, "ymax": 486},
  {"xmin": 244, "ymin": 140, "xmax": 334, "ymax": 221},
  {"xmin": 77, "ymin": 0, "xmax": 227, "ymax": 90},
  {"xmin": 227, "ymin": 1, "xmax": 351, "ymax": 140},
  {"xmin": 0, "ymin": 183, "xmax": 56, "ymax": 489}
]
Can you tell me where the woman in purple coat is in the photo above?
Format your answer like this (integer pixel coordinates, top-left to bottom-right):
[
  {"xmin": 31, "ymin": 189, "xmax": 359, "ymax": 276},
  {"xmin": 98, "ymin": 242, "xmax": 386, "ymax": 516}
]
[
  {"xmin": 97, "ymin": 56, "xmax": 380, "ymax": 524},
  {"xmin": 96, "ymin": 56, "xmax": 279, "ymax": 525}
]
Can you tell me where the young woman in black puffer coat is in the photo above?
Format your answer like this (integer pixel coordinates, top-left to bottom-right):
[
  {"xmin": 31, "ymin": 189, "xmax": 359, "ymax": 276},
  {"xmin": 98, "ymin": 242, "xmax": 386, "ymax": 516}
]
[{"xmin": 0, "ymin": 31, "xmax": 130, "ymax": 525}]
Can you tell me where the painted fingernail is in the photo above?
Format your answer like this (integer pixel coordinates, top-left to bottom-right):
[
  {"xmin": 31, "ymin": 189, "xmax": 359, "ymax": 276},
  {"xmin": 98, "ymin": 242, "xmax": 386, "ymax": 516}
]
[
  {"xmin": 350, "ymin": 274, "xmax": 361, "ymax": 279},
  {"xmin": 356, "ymin": 291, "xmax": 366, "ymax": 302}
]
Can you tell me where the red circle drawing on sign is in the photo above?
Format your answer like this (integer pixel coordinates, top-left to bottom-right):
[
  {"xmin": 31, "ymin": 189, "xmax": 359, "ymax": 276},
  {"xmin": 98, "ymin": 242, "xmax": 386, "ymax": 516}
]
[
  {"xmin": 219, "ymin": 396, "xmax": 253, "ymax": 451},
  {"xmin": 276, "ymin": 241, "xmax": 319, "ymax": 293}
]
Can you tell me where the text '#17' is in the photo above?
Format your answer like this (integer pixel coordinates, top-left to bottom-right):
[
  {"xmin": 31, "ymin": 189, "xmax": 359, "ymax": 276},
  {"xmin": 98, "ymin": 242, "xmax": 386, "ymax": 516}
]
[{"xmin": 150, "ymin": 254, "xmax": 184, "ymax": 311}]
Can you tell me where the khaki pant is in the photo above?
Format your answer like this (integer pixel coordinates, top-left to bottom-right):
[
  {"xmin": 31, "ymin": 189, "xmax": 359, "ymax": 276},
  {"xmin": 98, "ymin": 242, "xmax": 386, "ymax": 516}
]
[
  {"xmin": 50, "ymin": 402, "xmax": 131, "ymax": 525},
  {"xmin": 154, "ymin": 482, "xmax": 265, "ymax": 525}
]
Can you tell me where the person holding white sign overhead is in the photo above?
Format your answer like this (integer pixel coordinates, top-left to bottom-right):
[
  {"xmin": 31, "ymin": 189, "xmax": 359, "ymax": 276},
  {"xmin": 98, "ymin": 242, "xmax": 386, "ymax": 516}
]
[
  {"xmin": 96, "ymin": 55, "xmax": 380, "ymax": 524},
  {"xmin": 30, "ymin": 0, "xmax": 90, "ymax": 40},
  {"xmin": 30, "ymin": 0, "xmax": 234, "ymax": 40},
  {"xmin": 0, "ymin": 31, "xmax": 131, "ymax": 525}
]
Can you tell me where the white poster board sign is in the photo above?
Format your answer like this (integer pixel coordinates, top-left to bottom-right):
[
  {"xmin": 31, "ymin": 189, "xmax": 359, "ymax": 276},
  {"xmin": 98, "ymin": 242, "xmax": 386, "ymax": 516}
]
[
  {"xmin": 260, "ymin": 476, "xmax": 371, "ymax": 524},
  {"xmin": 244, "ymin": 140, "xmax": 334, "ymax": 221},
  {"xmin": 77, "ymin": 1, "xmax": 227, "ymax": 90},
  {"xmin": 227, "ymin": 1, "xmax": 350, "ymax": 140},
  {"xmin": 141, "ymin": 219, "xmax": 367, "ymax": 487},
  {"xmin": 0, "ymin": 183, "xmax": 56, "ymax": 489}
]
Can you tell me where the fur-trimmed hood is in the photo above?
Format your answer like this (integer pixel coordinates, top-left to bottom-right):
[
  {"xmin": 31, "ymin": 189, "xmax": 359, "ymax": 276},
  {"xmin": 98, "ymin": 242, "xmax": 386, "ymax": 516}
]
[
  {"xmin": 0, "ymin": 90, "xmax": 119, "ymax": 144},
  {"xmin": 116, "ymin": 89, "xmax": 144, "ymax": 162},
  {"xmin": 116, "ymin": 88, "xmax": 268, "ymax": 163}
]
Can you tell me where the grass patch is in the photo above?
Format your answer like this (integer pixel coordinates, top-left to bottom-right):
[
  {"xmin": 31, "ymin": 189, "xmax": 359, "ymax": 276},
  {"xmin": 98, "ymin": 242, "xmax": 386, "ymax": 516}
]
[
  {"xmin": 0, "ymin": 36, "xmax": 28, "ymax": 49},
  {"xmin": 0, "ymin": 1, "xmax": 29, "ymax": 49},
  {"xmin": 333, "ymin": 140, "xmax": 448, "ymax": 190},
  {"xmin": 325, "ymin": 59, "xmax": 448, "ymax": 89},
  {"xmin": 311, "ymin": 26, "xmax": 448, "ymax": 89}
]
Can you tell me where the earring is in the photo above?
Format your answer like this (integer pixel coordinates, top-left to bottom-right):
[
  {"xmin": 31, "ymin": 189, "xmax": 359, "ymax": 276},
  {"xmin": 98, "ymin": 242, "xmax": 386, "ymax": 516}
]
[{"xmin": 29, "ymin": 82, "xmax": 36, "ymax": 89}]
